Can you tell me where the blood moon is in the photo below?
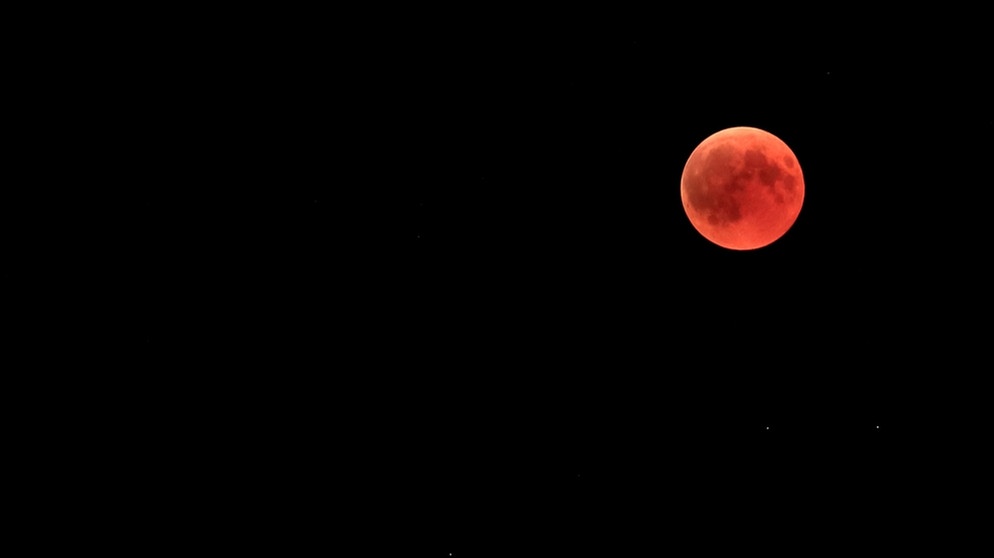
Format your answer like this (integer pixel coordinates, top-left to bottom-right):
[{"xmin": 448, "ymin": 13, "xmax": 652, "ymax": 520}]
[{"xmin": 681, "ymin": 127, "xmax": 804, "ymax": 250}]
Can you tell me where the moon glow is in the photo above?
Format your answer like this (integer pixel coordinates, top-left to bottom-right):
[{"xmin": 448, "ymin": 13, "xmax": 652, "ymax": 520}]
[{"xmin": 681, "ymin": 127, "xmax": 804, "ymax": 250}]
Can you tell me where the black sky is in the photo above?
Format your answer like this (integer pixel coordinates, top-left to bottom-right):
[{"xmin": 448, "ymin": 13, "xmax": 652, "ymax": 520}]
[{"xmin": 143, "ymin": 8, "xmax": 989, "ymax": 554}]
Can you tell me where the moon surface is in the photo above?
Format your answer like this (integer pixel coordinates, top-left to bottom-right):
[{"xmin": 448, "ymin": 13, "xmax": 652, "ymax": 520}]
[{"xmin": 681, "ymin": 127, "xmax": 804, "ymax": 250}]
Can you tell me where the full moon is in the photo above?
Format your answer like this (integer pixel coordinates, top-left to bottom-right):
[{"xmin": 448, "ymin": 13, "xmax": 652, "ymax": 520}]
[{"xmin": 681, "ymin": 126, "xmax": 804, "ymax": 250}]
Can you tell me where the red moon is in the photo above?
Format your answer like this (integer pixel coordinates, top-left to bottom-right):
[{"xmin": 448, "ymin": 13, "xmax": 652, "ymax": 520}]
[{"xmin": 681, "ymin": 127, "xmax": 804, "ymax": 250}]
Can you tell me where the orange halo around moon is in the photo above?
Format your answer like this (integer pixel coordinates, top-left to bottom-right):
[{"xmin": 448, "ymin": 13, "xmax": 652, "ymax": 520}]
[{"xmin": 681, "ymin": 126, "xmax": 804, "ymax": 250}]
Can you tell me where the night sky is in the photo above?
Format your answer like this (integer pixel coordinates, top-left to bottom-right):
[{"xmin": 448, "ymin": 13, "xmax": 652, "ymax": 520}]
[{"xmin": 144, "ymin": 8, "xmax": 988, "ymax": 555}]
